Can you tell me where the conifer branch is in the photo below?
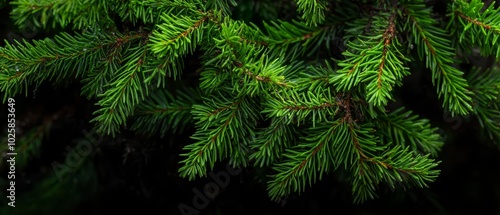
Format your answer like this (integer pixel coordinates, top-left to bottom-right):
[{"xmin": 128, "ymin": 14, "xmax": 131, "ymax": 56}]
[
  {"xmin": 179, "ymin": 95, "xmax": 259, "ymax": 179},
  {"xmin": 292, "ymin": 61, "xmax": 334, "ymax": 93},
  {"xmin": 202, "ymin": 19, "xmax": 291, "ymax": 96},
  {"xmin": 262, "ymin": 20, "xmax": 335, "ymax": 60},
  {"xmin": 204, "ymin": 0, "xmax": 236, "ymax": 17},
  {"xmin": 467, "ymin": 67, "xmax": 500, "ymax": 144},
  {"xmin": 351, "ymin": 145, "xmax": 440, "ymax": 203},
  {"xmin": 375, "ymin": 107, "xmax": 444, "ymax": 157},
  {"xmin": 10, "ymin": 0, "xmax": 112, "ymax": 29},
  {"xmin": 131, "ymin": 87, "xmax": 202, "ymax": 136},
  {"xmin": 332, "ymin": 11, "xmax": 410, "ymax": 107},
  {"xmin": 450, "ymin": 0, "xmax": 500, "ymax": 58},
  {"xmin": 267, "ymin": 120, "xmax": 343, "ymax": 201},
  {"xmin": 149, "ymin": 11, "xmax": 207, "ymax": 58},
  {"xmin": 91, "ymin": 42, "xmax": 150, "ymax": 136},
  {"xmin": 294, "ymin": 0, "xmax": 328, "ymax": 26},
  {"xmin": 250, "ymin": 117, "xmax": 300, "ymax": 167},
  {"xmin": 401, "ymin": 0, "xmax": 473, "ymax": 116},
  {"xmin": 0, "ymin": 31, "xmax": 148, "ymax": 99},
  {"xmin": 2, "ymin": 0, "xmax": 491, "ymax": 206},
  {"xmin": 262, "ymin": 89, "xmax": 339, "ymax": 126},
  {"xmin": 348, "ymin": 123, "xmax": 440, "ymax": 203},
  {"xmin": 113, "ymin": 0, "xmax": 199, "ymax": 24}
]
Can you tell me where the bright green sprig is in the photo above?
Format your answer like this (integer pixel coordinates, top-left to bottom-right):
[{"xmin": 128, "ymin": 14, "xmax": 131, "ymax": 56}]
[
  {"xmin": 204, "ymin": 0, "xmax": 236, "ymax": 16},
  {"xmin": 179, "ymin": 95, "xmax": 260, "ymax": 179},
  {"xmin": 249, "ymin": 117, "xmax": 301, "ymax": 167},
  {"xmin": 235, "ymin": 56, "xmax": 289, "ymax": 96},
  {"xmin": 293, "ymin": 63, "xmax": 331, "ymax": 92},
  {"xmin": 131, "ymin": 87, "xmax": 202, "ymax": 137},
  {"xmin": 375, "ymin": 107, "xmax": 444, "ymax": 157},
  {"xmin": 351, "ymin": 145, "xmax": 440, "ymax": 203},
  {"xmin": 262, "ymin": 20, "xmax": 337, "ymax": 60},
  {"xmin": 113, "ymin": 0, "xmax": 199, "ymax": 24},
  {"xmin": 449, "ymin": 0, "xmax": 500, "ymax": 58},
  {"xmin": 10, "ymin": 0, "xmax": 112, "ymax": 29},
  {"xmin": 0, "ymin": 30, "xmax": 144, "ymax": 100},
  {"xmin": 341, "ymin": 123, "xmax": 439, "ymax": 203},
  {"xmin": 262, "ymin": 89, "xmax": 339, "ymax": 126},
  {"xmin": 201, "ymin": 18, "xmax": 291, "ymax": 97},
  {"xmin": 91, "ymin": 44, "xmax": 150, "ymax": 136},
  {"xmin": 149, "ymin": 11, "xmax": 207, "ymax": 58},
  {"xmin": 401, "ymin": 0, "xmax": 473, "ymax": 116},
  {"xmin": 332, "ymin": 13, "xmax": 410, "ymax": 107},
  {"xmin": 467, "ymin": 67, "xmax": 500, "ymax": 144},
  {"xmin": 267, "ymin": 120, "xmax": 345, "ymax": 201},
  {"xmin": 204, "ymin": 18, "xmax": 267, "ymax": 70},
  {"xmin": 294, "ymin": 0, "xmax": 328, "ymax": 27}
]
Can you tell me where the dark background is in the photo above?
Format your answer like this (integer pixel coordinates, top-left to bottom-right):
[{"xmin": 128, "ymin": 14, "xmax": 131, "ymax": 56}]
[{"xmin": 1, "ymin": 1, "xmax": 500, "ymax": 215}]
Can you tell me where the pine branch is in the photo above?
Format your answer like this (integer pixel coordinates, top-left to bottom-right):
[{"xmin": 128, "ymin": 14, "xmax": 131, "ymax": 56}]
[
  {"xmin": 401, "ymin": 0, "xmax": 473, "ymax": 116},
  {"xmin": 2, "ymin": 0, "xmax": 492, "ymax": 207},
  {"xmin": 201, "ymin": 19, "xmax": 292, "ymax": 96},
  {"xmin": 236, "ymin": 56, "xmax": 291, "ymax": 96},
  {"xmin": 113, "ymin": 0, "xmax": 199, "ymax": 24},
  {"xmin": 249, "ymin": 117, "xmax": 301, "ymax": 167},
  {"xmin": 149, "ymin": 11, "xmax": 208, "ymax": 58},
  {"xmin": 0, "ymin": 30, "xmax": 147, "ymax": 99},
  {"xmin": 179, "ymin": 95, "xmax": 259, "ymax": 180},
  {"xmin": 91, "ymin": 41, "xmax": 150, "ymax": 136},
  {"xmin": 331, "ymin": 12, "xmax": 410, "ymax": 107},
  {"xmin": 375, "ymin": 107, "xmax": 444, "ymax": 157},
  {"xmin": 293, "ymin": 62, "xmax": 331, "ymax": 92},
  {"xmin": 131, "ymin": 87, "xmax": 202, "ymax": 136},
  {"xmin": 467, "ymin": 67, "xmax": 500, "ymax": 144},
  {"xmin": 262, "ymin": 20, "xmax": 337, "ymax": 60},
  {"xmin": 351, "ymin": 145, "xmax": 440, "ymax": 203},
  {"xmin": 450, "ymin": 0, "xmax": 500, "ymax": 58},
  {"xmin": 267, "ymin": 120, "xmax": 344, "ymax": 201},
  {"xmin": 204, "ymin": 0, "xmax": 237, "ymax": 17},
  {"xmin": 198, "ymin": 66, "xmax": 232, "ymax": 93},
  {"xmin": 347, "ymin": 123, "xmax": 440, "ymax": 203},
  {"xmin": 200, "ymin": 19, "xmax": 266, "ymax": 91},
  {"xmin": 10, "ymin": 0, "xmax": 112, "ymax": 29},
  {"xmin": 294, "ymin": 0, "xmax": 328, "ymax": 27},
  {"xmin": 262, "ymin": 89, "xmax": 339, "ymax": 126}
]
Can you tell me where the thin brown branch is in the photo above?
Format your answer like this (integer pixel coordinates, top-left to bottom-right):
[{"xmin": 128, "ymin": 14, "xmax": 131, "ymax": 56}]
[{"xmin": 378, "ymin": 14, "xmax": 397, "ymax": 88}]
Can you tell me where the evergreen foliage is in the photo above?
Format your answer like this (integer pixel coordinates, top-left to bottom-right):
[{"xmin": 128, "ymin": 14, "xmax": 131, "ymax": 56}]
[{"xmin": 1, "ymin": 0, "xmax": 500, "ymax": 208}]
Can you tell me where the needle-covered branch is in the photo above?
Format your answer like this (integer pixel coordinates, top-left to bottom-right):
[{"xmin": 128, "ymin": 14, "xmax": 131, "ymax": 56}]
[{"xmin": 3, "ymin": 0, "xmax": 498, "ymax": 206}]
